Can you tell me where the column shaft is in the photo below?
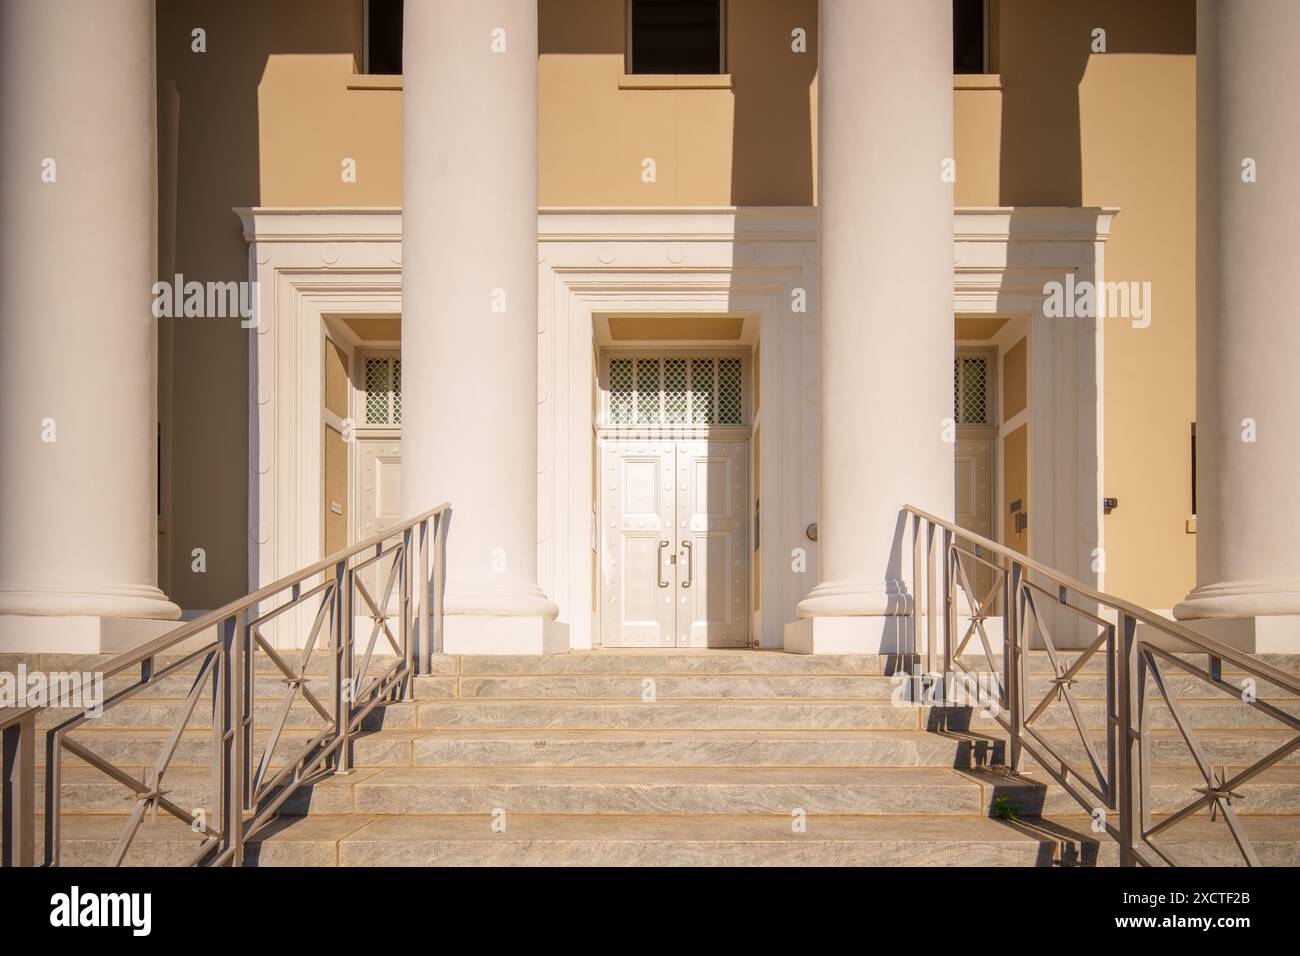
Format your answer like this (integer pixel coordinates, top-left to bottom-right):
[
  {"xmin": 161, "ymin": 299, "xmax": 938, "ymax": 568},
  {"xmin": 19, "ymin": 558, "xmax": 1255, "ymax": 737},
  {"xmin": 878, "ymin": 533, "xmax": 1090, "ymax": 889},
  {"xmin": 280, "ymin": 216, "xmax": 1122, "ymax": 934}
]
[
  {"xmin": 1176, "ymin": 0, "xmax": 1300, "ymax": 622},
  {"xmin": 0, "ymin": 0, "xmax": 177, "ymax": 623},
  {"xmin": 792, "ymin": 0, "xmax": 954, "ymax": 648},
  {"xmin": 401, "ymin": 0, "xmax": 558, "ymax": 647}
]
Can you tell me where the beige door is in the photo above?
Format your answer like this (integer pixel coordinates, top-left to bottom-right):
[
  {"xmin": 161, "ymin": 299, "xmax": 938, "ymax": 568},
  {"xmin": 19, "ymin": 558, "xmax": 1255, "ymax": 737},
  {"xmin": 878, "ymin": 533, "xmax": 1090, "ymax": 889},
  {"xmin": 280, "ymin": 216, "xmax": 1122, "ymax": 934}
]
[
  {"xmin": 954, "ymin": 349, "xmax": 997, "ymax": 609},
  {"xmin": 955, "ymin": 436, "xmax": 995, "ymax": 601},
  {"xmin": 354, "ymin": 352, "xmax": 402, "ymax": 614},
  {"xmin": 356, "ymin": 438, "xmax": 402, "ymax": 613},
  {"xmin": 600, "ymin": 439, "xmax": 749, "ymax": 647}
]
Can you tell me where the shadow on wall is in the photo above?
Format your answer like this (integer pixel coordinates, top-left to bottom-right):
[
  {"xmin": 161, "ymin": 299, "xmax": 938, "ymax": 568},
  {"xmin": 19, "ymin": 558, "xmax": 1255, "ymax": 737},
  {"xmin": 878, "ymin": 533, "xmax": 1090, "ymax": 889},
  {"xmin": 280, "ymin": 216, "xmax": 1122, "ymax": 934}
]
[
  {"xmin": 728, "ymin": 0, "xmax": 817, "ymax": 206},
  {"xmin": 997, "ymin": 0, "xmax": 1195, "ymax": 206},
  {"xmin": 538, "ymin": 0, "xmax": 816, "ymax": 206},
  {"xmin": 156, "ymin": 0, "xmax": 360, "ymax": 609}
]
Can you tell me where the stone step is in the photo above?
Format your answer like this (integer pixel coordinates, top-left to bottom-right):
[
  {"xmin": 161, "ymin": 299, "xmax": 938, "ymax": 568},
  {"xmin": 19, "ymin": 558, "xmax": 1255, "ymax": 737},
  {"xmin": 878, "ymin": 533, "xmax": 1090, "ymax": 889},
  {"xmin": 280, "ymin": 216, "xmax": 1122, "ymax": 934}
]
[
  {"xmin": 445, "ymin": 674, "xmax": 899, "ymax": 700},
  {"xmin": 412, "ymin": 698, "xmax": 1299, "ymax": 732},
  {"xmin": 27, "ymin": 811, "xmax": 1300, "ymax": 868},
  {"xmin": 10, "ymin": 649, "xmax": 1296, "ymax": 683},
  {"xmin": 338, "ymin": 766, "xmax": 1300, "ymax": 819},
  {"xmin": 35, "ymin": 700, "xmax": 417, "ymax": 732},
  {"xmin": 42, "ymin": 668, "xmax": 1298, "ymax": 705},
  {"xmin": 454, "ymin": 652, "xmax": 890, "ymax": 675},
  {"xmin": 415, "ymin": 700, "xmax": 922, "ymax": 730},
  {"xmin": 38, "ymin": 724, "xmax": 1300, "ymax": 774},
  {"xmin": 929, "ymin": 698, "xmax": 1300, "ymax": 733}
]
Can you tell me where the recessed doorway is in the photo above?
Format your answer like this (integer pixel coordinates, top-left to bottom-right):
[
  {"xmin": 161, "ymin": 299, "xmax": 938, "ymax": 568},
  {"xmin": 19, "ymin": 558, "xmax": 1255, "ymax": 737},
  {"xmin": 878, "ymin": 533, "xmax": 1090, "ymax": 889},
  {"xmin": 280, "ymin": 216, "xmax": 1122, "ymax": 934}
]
[{"xmin": 597, "ymin": 352, "xmax": 752, "ymax": 647}]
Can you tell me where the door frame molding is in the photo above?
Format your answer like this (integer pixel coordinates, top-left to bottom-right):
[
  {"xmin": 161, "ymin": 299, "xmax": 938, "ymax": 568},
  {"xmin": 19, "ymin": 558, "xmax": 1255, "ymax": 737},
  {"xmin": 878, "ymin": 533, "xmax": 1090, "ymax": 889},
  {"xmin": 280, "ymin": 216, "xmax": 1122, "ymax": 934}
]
[{"xmin": 595, "ymin": 347, "xmax": 755, "ymax": 648}]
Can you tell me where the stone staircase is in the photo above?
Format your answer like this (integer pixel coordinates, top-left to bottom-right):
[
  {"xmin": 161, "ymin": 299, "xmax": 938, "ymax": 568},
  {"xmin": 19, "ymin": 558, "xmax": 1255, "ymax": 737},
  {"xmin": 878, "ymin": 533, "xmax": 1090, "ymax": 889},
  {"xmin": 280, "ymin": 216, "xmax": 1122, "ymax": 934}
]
[{"xmin": 14, "ymin": 649, "xmax": 1300, "ymax": 866}]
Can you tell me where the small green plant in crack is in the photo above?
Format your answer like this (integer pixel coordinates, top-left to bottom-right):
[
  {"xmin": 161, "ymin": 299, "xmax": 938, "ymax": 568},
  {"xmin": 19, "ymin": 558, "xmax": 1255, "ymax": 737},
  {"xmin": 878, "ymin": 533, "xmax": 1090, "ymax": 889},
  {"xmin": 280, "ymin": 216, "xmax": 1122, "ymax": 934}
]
[{"xmin": 991, "ymin": 794, "xmax": 1020, "ymax": 821}]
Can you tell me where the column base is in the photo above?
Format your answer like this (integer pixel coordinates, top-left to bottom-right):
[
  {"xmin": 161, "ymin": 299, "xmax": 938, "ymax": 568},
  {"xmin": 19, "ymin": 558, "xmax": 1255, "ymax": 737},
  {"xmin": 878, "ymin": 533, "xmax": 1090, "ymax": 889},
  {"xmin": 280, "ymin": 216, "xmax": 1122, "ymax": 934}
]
[
  {"xmin": 783, "ymin": 615, "xmax": 911, "ymax": 655},
  {"xmin": 1158, "ymin": 615, "xmax": 1300, "ymax": 655},
  {"xmin": 0, "ymin": 582, "xmax": 181, "ymax": 621},
  {"xmin": 442, "ymin": 615, "xmax": 570, "ymax": 655},
  {"xmin": 1174, "ymin": 579, "xmax": 1300, "ymax": 620},
  {"xmin": 0, "ymin": 614, "xmax": 184, "ymax": 655}
]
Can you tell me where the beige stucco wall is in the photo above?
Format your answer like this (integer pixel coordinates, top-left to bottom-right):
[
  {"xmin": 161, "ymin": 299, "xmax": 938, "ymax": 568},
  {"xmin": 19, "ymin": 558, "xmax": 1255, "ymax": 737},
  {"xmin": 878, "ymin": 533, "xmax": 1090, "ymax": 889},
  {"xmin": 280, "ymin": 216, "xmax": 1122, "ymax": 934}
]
[
  {"xmin": 538, "ymin": 0, "xmax": 817, "ymax": 206},
  {"xmin": 998, "ymin": 0, "xmax": 1197, "ymax": 609},
  {"xmin": 158, "ymin": 0, "xmax": 1197, "ymax": 613}
]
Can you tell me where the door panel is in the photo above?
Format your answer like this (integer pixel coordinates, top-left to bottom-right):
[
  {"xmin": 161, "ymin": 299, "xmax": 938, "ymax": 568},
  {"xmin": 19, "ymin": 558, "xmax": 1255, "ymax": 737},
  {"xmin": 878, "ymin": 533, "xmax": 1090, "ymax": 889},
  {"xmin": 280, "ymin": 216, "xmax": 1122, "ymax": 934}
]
[
  {"xmin": 600, "ymin": 442, "xmax": 675, "ymax": 646},
  {"xmin": 358, "ymin": 439, "xmax": 401, "ymax": 612},
  {"xmin": 955, "ymin": 436, "xmax": 994, "ymax": 610},
  {"xmin": 601, "ymin": 439, "xmax": 749, "ymax": 647},
  {"xmin": 677, "ymin": 441, "xmax": 748, "ymax": 647}
]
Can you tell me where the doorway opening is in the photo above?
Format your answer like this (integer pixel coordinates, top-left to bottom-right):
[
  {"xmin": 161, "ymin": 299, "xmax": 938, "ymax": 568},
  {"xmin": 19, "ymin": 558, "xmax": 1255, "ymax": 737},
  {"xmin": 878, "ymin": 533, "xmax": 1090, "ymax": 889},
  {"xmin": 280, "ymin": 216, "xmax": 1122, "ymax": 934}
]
[
  {"xmin": 596, "ymin": 350, "xmax": 753, "ymax": 648},
  {"xmin": 323, "ymin": 316, "xmax": 402, "ymax": 611}
]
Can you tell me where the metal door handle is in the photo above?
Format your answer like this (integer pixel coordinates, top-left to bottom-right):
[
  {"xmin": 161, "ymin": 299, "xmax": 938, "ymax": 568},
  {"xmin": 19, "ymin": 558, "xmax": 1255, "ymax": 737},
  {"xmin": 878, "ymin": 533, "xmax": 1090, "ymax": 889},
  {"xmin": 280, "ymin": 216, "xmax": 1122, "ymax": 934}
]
[
  {"xmin": 680, "ymin": 540, "xmax": 693, "ymax": 588},
  {"xmin": 657, "ymin": 540, "xmax": 670, "ymax": 588}
]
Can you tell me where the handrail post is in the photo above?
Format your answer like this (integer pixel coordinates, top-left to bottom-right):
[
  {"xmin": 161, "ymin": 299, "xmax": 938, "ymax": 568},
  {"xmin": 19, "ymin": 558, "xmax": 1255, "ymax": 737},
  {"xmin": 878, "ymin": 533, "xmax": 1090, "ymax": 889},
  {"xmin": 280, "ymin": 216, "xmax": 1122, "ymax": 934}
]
[
  {"xmin": 926, "ymin": 521, "xmax": 938, "ymax": 677},
  {"xmin": 941, "ymin": 527, "xmax": 954, "ymax": 678},
  {"xmin": 1, "ymin": 710, "xmax": 36, "ymax": 867},
  {"xmin": 432, "ymin": 511, "xmax": 446, "ymax": 659},
  {"xmin": 1006, "ymin": 561, "xmax": 1024, "ymax": 773},
  {"xmin": 401, "ymin": 527, "xmax": 414, "ymax": 702},
  {"xmin": 217, "ymin": 614, "xmax": 245, "ymax": 866},
  {"xmin": 1116, "ymin": 611, "xmax": 1141, "ymax": 866},
  {"xmin": 335, "ymin": 558, "xmax": 354, "ymax": 774},
  {"xmin": 419, "ymin": 517, "xmax": 431, "ymax": 674},
  {"xmin": 910, "ymin": 514, "xmax": 921, "ymax": 674}
]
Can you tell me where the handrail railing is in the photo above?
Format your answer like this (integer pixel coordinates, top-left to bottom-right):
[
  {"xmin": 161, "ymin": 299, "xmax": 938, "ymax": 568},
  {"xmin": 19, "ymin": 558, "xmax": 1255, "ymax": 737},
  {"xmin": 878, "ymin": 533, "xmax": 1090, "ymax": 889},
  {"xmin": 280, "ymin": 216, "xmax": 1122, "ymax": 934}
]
[
  {"xmin": 903, "ymin": 504, "xmax": 1300, "ymax": 866},
  {"xmin": 1, "ymin": 503, "xmax": 449, "ymax": 867}
]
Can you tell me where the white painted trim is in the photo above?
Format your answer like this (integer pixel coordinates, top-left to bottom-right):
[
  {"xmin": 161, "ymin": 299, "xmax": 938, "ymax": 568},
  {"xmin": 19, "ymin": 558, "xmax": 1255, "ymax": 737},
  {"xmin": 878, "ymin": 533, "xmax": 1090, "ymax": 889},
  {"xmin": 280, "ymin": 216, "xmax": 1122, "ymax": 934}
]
[
  {"xmin": 538, "ymin": 209, "xmax": 818, "ymax": 650},
  {"xmin": 235, "ymin": 207, "xmax": 402, "ymax": 648},
  {"xmin": 237, "ymin": 205, "xmax": 1116, "ymax": 651}
]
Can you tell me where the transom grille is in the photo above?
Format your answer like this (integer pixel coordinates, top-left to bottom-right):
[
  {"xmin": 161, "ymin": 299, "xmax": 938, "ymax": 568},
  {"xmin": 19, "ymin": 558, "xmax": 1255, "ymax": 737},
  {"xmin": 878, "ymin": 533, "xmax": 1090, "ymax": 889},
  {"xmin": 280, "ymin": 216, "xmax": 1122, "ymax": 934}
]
[
  {"xmin": 607, "ymin": 355, "xmax": 746, "ymax": 426},
  {"xmin": 364, "ymin": 356, "xmax": 401, "ymax": 425},
  {"xmin": 954, "ymin": 354, "xmax": 990, "ymax": 425}
]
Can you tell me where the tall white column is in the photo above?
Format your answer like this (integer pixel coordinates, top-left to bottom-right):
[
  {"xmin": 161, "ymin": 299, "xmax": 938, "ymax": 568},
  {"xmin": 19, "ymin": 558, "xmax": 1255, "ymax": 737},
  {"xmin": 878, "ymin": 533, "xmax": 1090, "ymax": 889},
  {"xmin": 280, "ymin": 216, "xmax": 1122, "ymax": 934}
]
[
  {"xmin": 787, "ymin": 0, "xmax": 954, "ymax": 653},
  {"xmin": 0, "ymin": 0, "xmax": 179, "ymax": 649},
  {"xmin": 1174, "ymin": 0, "xmax": 1300, "ymax": 649},
  {"xmin": 402, "ymin": 0, "xmax": 561, "ymax": 653}
]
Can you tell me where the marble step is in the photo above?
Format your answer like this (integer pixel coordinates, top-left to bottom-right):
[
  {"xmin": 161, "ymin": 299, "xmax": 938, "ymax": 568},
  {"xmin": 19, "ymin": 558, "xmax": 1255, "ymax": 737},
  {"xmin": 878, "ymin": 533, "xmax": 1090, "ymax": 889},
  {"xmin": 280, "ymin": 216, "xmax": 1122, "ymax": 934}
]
[
  {"xmin": 415, "ymin": 700, "xmax": 923, "ymax": 730},
  {"xmin": 38, "ymin": 668, "xmax": 1297, "ymax": 705},
  {"xmin": 329, "ymin": 813, "xmax": 1300, "ymax": 868},
  {"xmin": 336, "ymin": 766, "xmax": 1300, "ymax": 819},
  {"xmin": 413, "ymin": 698, "xmax": 1300, "ymax": 732},
  {"xmin": 35, "ymin": 700, "xmax": 417, "ymax": 732},
  {"xmin": 37, "ymin": 724, "xmax": 1300, "ymax": 775},
  {"xmin": 24, "ymin": 811, "xmax": 1300, "ymax": 868},
  {"xmin": 12, "ymin": 649, "xmax": 1294, "ymax": 681},
  {"xmin": 961, "ymin": 652, "xmax": 1300, "ymax": 675}
]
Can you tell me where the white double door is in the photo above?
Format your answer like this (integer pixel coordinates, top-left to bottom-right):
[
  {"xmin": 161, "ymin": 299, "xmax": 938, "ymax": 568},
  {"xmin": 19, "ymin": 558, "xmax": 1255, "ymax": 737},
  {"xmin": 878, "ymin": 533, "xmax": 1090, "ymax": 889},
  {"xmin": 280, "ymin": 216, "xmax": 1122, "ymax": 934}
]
[{"xmin": 600, "ymin": 438, "xmax": 749, "ymax": 648}]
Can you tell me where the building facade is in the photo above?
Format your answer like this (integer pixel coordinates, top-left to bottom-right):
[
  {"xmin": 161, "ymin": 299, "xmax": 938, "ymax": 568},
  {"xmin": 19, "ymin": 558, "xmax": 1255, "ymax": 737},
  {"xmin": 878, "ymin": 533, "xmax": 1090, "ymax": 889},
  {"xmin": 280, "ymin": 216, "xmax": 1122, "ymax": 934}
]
[{"xmin": 1, "ymin": 0, "xmax": 1297, "ymax": 657}]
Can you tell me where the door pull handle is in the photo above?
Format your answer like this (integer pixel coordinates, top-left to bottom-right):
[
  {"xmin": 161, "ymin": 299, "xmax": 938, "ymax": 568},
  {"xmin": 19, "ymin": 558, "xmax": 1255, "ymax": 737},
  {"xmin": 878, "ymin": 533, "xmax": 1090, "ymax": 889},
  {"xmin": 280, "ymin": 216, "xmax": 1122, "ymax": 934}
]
[
  {"xmin": 680, "ymin": 540, "xmax": 693, "ymax": 588},
  {"xmin": 657, "ymin": 540, "xmax": 670, "ymax": 588}
]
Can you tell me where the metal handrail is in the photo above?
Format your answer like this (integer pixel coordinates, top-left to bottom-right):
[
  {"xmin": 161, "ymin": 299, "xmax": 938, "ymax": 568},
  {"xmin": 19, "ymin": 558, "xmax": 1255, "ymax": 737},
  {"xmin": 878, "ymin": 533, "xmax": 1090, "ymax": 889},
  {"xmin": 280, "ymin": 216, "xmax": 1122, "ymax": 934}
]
[
  {"xmin": 903, "ymin": 504, "xmax": 1300, "ymax": 866},
  {"xmin": 1, "ymin": 503, "xmax": 449, "ymax": 867}
]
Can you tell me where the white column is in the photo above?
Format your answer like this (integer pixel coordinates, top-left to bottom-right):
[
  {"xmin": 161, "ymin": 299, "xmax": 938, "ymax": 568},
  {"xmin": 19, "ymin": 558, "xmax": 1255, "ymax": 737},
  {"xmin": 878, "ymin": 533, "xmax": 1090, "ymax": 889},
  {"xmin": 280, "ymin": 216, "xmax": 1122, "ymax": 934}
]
[
  {"xmin": 0, "ymin": 0, "xmax": 179, "ymax": 650},
  {"xmin": 1174, "ymin": 0, "xmax": 1300, "ymax": 650},
  {"xmin": 786, "ymin": 0, "xmax": 954, "ymax": 653},
  {"xmin": 401, "ymin": 0, "xmax": 562, "ymax": 653}
]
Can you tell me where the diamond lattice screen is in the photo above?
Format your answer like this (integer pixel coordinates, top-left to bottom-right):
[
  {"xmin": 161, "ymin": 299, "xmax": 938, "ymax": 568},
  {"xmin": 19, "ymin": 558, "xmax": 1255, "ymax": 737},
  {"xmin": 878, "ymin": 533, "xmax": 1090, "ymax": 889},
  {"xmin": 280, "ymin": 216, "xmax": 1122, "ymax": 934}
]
[
  {"xmin": 608, "ymin": 356, "xmax": 745, "ymax": 426},
  {"xmin": 955, "ymin": 356, "xmax": 989, "ymax": 425},
  {"xmin": 364, "ymin": 356, "xmax": 400, "ymax": 425}
]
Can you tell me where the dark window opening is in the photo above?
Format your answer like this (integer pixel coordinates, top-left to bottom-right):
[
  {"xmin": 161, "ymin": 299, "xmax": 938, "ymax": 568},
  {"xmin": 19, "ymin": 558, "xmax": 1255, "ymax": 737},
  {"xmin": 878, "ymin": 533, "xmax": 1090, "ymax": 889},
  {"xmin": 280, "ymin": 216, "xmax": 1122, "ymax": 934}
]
[
  {"xmin": 953, "ymin": 0, "xmax": 988, "ymax": 74},
  {"xmin": 629, "ymin": 0, "xmax": 724, "ymax": 75},
  {"xmin": 1191, "ymin": 422, "xmax": 1197, "ymax": 515},
  {"xmin": 365, "ymin": 0, "xmax": 403, "ymax": 75}
]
